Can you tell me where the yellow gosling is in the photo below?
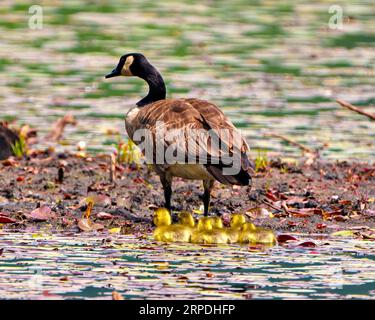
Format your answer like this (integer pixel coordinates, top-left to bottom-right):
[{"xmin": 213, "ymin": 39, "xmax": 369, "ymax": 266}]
[
  {"xmin": 178, "ymin": 211, "xmax": 195, "ymax": 228},
  {"xmin": 208, "ymin": 216, "xmax": 224, "ymax": 229},
  {"xmin": 153, "ymin": 208, "xmax": 194, "ymax": 243},
  {"xmin": 226, "ymin": 213, "xmax": 247, "ymax": 244},
  {"xmin": 238, "ymin": 223, "xmax": 276, "ymax": 245},
  {"xmin": 191, "ymin": 217, "xmax": 228, "ymax": 244}
]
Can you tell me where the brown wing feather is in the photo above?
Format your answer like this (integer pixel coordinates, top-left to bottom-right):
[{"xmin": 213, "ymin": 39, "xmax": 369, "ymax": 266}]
[
  {"xmin": 185, "ymin": 98, "xmax": 250, "ymax": 154},
  {"xmin": 130, "ymin": 98, "xmax": 252, "ymax": 185}
]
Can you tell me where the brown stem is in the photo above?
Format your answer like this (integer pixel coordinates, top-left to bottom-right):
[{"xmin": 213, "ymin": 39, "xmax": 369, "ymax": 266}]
[
  {"xmin": 260, "ymin": 199, "xmax": 282, "ymax": 212},
  {"xmin": 84, "ymin": 201, "xmax": 93, "ymax": 219},
  {"xmin": 109, "ymin": 153, "xmax": 116, "ymax": 183},
  {"xmin": 264, "ymin": 133, "xmax": 315, "ymax": 154},
  {"xmin": 336, "ymin": 99, "xmax": 375, "ymax": 121}
]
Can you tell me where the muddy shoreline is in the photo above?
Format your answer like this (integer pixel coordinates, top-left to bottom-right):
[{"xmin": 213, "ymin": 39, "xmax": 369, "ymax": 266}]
[{"xmin": 0, "ymin": 152, "xmax": 374, "ymax": 237}]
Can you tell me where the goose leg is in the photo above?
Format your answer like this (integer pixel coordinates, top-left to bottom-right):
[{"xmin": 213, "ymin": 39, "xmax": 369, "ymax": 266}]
[
  {"xmin": 160, "ymin": 173, "xmax": 172, "ymax": 212},
  {"xmin": 203, "ymin": 179, "xmax": 215, "ymax": 216}
]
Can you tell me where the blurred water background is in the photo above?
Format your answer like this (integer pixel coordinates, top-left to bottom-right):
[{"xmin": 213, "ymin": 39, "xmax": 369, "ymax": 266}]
[{"xmin": 0, "ymin": 1, "xmax": 375, "ymax": 160}]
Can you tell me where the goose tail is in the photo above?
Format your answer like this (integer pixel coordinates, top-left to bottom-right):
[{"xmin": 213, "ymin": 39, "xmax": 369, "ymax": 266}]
[{"xmin": 205, "ymin": 152, "xmax": 253, "ymax": 186}]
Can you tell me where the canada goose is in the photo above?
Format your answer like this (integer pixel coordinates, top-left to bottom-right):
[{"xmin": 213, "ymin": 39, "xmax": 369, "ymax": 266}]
[
  {"xmin": 153, "ymin": 207, "xmax": 194, "ymax": 242},
  {"xmin": 105, "ymin": 53, "xmax": 252, "ymax": 215}
]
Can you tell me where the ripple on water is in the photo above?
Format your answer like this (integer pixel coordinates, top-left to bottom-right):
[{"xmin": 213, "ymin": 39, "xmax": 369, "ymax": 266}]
[{"xmin": 0, "ymin": 232, "xmax": 374, "ymax": 299}]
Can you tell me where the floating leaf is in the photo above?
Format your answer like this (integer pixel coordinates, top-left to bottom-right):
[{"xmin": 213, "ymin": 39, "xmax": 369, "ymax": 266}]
[
  {"xmin": 298, "ymin": 241, "xmax": 316, "ymax": 248},
  {"xmin": 360, "ymin": 232, "xmax": 375, "ymax": 240},
  {"xmin": 108, "ymin": 227, "xmax": 121, "ymax": 234},
  {"xmin": 331, "ymin": 230, "xmax": 355, "ymax": 237},
  {"xmin": 277, "ymin": 234, "xmax": 298, "ymax": 243}
]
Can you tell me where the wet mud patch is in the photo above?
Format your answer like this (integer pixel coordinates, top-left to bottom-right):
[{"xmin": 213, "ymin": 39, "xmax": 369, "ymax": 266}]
[{"xmin": 0, "ymin": 153, "xmax": 374, "ymax": 236}]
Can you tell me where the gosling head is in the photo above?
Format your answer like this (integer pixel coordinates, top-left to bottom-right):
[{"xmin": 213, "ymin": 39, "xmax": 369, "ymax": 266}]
[
  {"xmin": 105, "ymin": 53, "xmax": 153, "ymax": 79},
  {"xmin": 209, "ymin": 217, "xmax": 223, "ymax": 229},
  {"xmin": 153, "ymin": 207, "xmax": 171, "ymax": 227},
  {"xmin": 196, "ymin": 217, "xmax": 213, "ymax": 231},
  {"xmin": 178, "ymin": 211, "xmax": 195, "ymax": 228},
  {"xmin": 230, "ymin": 214, "xmax": 246, "ymax": 228},
  {"xmin": 241, "ymin": 222, "xmax": 257, "ymax": 232}
]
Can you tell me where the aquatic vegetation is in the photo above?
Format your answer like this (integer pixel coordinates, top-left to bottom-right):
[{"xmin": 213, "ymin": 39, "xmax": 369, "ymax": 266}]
[
  {"xmin": 10, "ymin": 135, "xmax": 27, "ymax": 159},
  {"xmin": 325, "ymin": 32, "xmax": 375, "ymax": 49},
  {"xmin": 254, "ymin": 149, "xmax": 269, "ymax": 172},
  {"xmin": 116, "ymin": 139, "xmax": 142, "ymax": 168}
]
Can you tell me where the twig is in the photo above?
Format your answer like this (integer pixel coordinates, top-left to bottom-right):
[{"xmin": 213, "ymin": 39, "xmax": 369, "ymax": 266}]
[
  {"xmin": 109, "ymin": 153, "xmax": 116, "ymax": 183},
  {"xmin": 45, "ymin": 114, "xmax": 77, "ymax": 141},
  {"xmin": 336, "ymin": 99, "xmax": 375, "ymax": 121},
  {"xmin": 281, "ymin": 201, "xmax": 292, "ymax": 216},
  {"xmin": 57, "ymin": 167, "xmax": 64, "ymax": 184},
  {"xmin": 264, "ymin": 133, "xmax": 315, "ymax": 154},
  {"xmin": 261, "ymin": 199, "xmax": 282, "ymax": 212}
]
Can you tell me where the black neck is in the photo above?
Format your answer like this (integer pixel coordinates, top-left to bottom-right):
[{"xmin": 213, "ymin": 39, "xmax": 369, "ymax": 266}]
[{"xmin": 136, "ymin": 66, "xmax": 166, "ymax": 107}]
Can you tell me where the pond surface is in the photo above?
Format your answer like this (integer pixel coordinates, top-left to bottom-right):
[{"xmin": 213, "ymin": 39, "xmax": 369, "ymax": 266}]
[
  {"xmin": 0, "ymin": 0, "xmax": 374, "ymax": 161},
  {"xmin": 0, "ymin": 232, "xmax": 374, "ymax": 299}
]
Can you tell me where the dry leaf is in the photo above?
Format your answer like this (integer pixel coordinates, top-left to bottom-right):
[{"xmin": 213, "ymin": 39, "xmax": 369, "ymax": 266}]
[
  {"xmin": 246, "ymin": 207, "xmax": 272, "ymax": 219},
  {"xmin": 97, "ymin": 212, "xmax": 114, "ymax": 220},
  {"xmin": 0, "ymin": 213, "xmax": 16, "ymax": 223},
  {"xmin": 26, "ymin": 206, "xmax": 55, "ymax": 222},
  {"xmin": 0, "ymin": 196, "xmax": 9, "ymax": 204},
  {"xmin": 77, "ymin": 218, "xmax": 104, "ymax": 232},
  {"xmin": 117, "ymin": 197, "xmax": 132, "ymax": 210}
]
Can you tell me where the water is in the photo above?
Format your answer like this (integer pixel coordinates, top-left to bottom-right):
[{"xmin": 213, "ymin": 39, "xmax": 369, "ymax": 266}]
[
  {"xmin": 0, "ymin": 0, "xmax": 374, "ymax": 160},
  {"xmin": 0, "ymin": 232, "xmax": 374, "ymax": 299}
]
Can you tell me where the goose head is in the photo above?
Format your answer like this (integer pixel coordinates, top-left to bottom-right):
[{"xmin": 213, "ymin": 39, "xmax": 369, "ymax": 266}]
[
  {"xmin": 105, "ymin": 53, "xmax": 166, "ymax": 106},
  {"xmin": 105, "ymin": 53, "xmax": 150, "ymax": 79}
]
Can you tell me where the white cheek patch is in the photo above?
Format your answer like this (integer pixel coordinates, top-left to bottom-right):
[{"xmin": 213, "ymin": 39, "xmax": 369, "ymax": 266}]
[{"xmin": 121, "ymin": 55, "xmax": 134, "ymax": 76}]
